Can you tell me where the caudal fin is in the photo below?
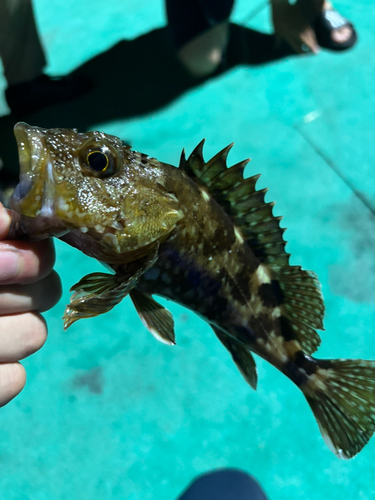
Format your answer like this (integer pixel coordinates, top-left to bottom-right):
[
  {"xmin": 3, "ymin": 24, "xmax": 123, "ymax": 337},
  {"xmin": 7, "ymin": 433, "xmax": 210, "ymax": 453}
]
[{"xmin": 302, "ymin": 358, "xmax": 375, "ymax": 459}]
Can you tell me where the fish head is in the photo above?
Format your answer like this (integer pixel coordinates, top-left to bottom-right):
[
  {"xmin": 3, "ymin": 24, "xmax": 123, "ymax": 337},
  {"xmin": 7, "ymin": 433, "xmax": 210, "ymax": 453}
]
[{"xmin": 10, "ymin": 123, "xmax": 183, "ymax": 262}]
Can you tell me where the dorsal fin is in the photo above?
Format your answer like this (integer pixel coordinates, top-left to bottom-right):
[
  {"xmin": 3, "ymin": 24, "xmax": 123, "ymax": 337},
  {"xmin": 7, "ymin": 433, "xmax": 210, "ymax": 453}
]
[
  {"xmin": 179, "ymin": 141, "xmax": 290, "ymax": 272},
  {"xmin": 180, "ymin": 142, "xmax": 325, "ymax": 354}
]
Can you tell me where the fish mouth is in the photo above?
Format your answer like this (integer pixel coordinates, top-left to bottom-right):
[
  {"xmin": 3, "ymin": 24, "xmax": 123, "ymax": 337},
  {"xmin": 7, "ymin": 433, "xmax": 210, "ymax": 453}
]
[
  {"xmin": 11, "ymin": 122, "xmax": 56, "ymax": 213},
  {"xmin": 10, "ymin": 123, "xmax": 34, "ymax": 210},
  {"xmin": 9, "ymin": 122, "xmax": 67, "ymax": 239}
]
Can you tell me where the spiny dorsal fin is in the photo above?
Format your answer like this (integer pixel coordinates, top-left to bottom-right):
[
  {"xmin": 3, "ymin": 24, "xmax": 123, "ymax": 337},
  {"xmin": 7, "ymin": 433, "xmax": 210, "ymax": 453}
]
[
  {"xmin": 179, "ymin": 141, "xmax": 289, "ymax": 272},
  {"xmin": 179, "ymin": 139, "xmax": 206, "ymax": 180}
]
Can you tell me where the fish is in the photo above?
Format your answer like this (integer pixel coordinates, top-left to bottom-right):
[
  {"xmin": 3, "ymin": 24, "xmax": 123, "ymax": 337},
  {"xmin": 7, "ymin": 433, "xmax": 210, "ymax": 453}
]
[{"xmin": 9, "ymin": 122, "xmax": 375, "ymax": 460}]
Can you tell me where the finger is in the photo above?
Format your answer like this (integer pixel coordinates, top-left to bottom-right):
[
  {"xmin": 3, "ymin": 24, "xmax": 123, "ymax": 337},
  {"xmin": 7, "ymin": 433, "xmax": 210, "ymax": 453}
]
[
  {"xmin": 0, "ymin": 203, "xmax": 12, "ymax": 240},
  {"xmin": 0, "ymin": 362, "xmax": 26, "ymax": 407},
  {"xmin": 0, "ymin": 270, "xmax": 62, "ymax": 314},
  {"xmin": 0, "ymin": 238, "xmax": 56, "ymax": 285},
  {"xmin": 0, "ymin": 311, "xmax": 48, "ymax": 362}
]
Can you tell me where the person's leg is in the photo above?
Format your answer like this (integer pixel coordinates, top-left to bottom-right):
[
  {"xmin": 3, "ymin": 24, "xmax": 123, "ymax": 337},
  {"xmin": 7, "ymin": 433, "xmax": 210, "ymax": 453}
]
[
  {"xmin": 0, "ymin": 0, "xmax": 92, "ymax": 116},
  {"xmin": 165, "ymin": 0, "xmax": 234, "ymax": 77},
  {"xmin": 0, "ymin": 0, "xmax": 46, "ymax": 86},
  {"xmin": 177, "ymin": 469, "xmax": 268, "ymax": 500}
]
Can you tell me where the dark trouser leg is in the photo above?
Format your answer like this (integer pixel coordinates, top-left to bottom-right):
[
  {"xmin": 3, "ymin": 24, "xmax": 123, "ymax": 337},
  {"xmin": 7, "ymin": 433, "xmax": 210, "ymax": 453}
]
[
  {"xmin": 0, "ymin": 0, "xmax": 46, "ymax": 85},
  {"xmin": 177, "ymin": 469, "xmax": 268, "ymax": 500},
  {"xmin": 165, "ymin": 0, "xmax": 235, "ymax": 49}
]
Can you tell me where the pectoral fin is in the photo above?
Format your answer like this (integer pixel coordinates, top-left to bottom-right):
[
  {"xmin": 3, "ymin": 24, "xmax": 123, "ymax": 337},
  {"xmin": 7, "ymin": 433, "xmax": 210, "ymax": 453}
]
[
  {"xmin": 64, "ymin": 246, "xmax": 160, "ymax": 329},
  {"xmin": 63, "ymin": 271, "xmax": 139, "ymax": 329},
  {"xmin": 213, "ymin": 326, "xmax": 258, "ymax": 390},
  {"xmin": 130, "ymin": 290, "xmax": 175, "ymax": 345}
]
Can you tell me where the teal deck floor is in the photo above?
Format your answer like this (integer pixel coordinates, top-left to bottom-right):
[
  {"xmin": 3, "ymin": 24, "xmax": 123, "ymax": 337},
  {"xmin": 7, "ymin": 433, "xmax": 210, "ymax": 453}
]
[{"xmin": 1, "ymin": 1, "xmax": 375, "ymax": 499}]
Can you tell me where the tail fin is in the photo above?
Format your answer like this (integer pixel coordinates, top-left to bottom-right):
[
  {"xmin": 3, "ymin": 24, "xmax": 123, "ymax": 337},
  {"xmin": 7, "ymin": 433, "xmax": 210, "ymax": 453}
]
[{"xmin": 302, "ymin": 358, "xmax": 375, "ymax": 459}]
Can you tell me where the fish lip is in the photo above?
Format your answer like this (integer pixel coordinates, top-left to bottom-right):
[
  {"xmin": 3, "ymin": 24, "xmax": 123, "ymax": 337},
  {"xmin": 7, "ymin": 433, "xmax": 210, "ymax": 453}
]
[
  {"xmin": 9, "ymin": 174, "xmax": 33, "ymax": 212},
  {"xmin": 10, "ymin": 123, "xmax": 68, "ymax": 239},
  {"xmin": 14, "ymin": 122, "xmax": 32, "ymax": 175},
  {"xmin": 13, "ymin": 121, "xmax": 49, "ymax": 178},
  {"xmin": 11, "ymin": 122, "xmax": 37, "ymax": 209},
  {"xmin": 11, "ymin": 122, "xmax": 56, "ymax": 214}
]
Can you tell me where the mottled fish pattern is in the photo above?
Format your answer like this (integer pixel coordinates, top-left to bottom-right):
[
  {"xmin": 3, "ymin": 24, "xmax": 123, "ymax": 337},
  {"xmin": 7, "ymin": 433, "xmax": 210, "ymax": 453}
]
[{"xmin": 9, "ymin": 123, "xmax": 375, "ymax": 460}]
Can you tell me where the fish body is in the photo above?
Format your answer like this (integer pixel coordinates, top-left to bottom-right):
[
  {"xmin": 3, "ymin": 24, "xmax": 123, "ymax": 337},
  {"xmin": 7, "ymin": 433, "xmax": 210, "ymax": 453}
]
[{"xmin": 9, "ymin": 122, "xmax": 375, "ymax": 459}]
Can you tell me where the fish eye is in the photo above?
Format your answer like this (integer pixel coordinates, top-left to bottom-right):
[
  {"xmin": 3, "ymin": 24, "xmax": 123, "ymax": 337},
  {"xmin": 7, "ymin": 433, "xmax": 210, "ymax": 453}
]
[
  {"xmin": 87, "ymin": 151, "xmax": 109, "ymax": 172},
  {"xmin": 80, "ymin": 144, "xmax": 117, "ymax": 177}
]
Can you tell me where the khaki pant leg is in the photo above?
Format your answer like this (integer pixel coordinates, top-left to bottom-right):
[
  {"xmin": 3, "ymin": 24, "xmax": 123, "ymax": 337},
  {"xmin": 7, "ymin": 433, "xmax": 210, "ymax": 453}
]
[{"xmin": 0, "ymin": 0, "xmax": 46, "ymax": 85}]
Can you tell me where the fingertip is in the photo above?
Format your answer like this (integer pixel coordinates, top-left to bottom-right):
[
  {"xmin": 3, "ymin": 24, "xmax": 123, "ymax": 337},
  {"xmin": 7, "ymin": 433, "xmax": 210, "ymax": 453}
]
[
  {"xmin": 0, "ymin": 362, "xmax": 26, "ymax": 407},
  {"xmin": 24, "ymin": 238, "xmax": 57, "ymax": 283},
  {"xmin": 37, "ymin": 270, "xmax": 63, "ymax": 313},
  {"xmin": 0, "ymin": 204, "xmax": 12, "ymax": 240},
  {"xmin": 0, "ymin": 312, "xmax": 49, "ymax": 362},
  {"xmin": 20, "ymin": 312, "xmax": 48, "ymax": 359}
]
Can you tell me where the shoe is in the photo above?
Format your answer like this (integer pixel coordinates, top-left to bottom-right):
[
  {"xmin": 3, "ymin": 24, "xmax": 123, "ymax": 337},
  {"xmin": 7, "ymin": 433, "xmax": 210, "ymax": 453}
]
[
  {"xmin": 5, "ymin": 73, "xmax": 92, "ymax": 116},
  {"xmin": 312, "ymin": 8, "xmax": 357, "ymax": 51}
]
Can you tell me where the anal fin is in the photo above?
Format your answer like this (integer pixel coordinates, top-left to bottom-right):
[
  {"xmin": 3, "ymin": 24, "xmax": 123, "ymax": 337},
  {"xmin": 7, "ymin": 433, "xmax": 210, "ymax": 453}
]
[{"xmin": 213, "ymin": 326, "xmax": 258, "ymax": 390}]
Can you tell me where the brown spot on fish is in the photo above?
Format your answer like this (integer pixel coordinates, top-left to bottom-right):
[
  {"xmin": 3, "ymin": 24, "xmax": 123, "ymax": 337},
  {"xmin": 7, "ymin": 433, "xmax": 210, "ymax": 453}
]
[
  {"xmin": 285, "ymin": 361, "xmax": 309, "ymax": 387},
  {"xmin": 285, "ymin": 351, "xmax": 318, "ymax": 387},
  {"xmin": 279, "ymin": 316, "xmax": 297, "ymax": 342},
  {"xmin": 234, "ymin": 265, "xmax": 252, "ymax": 292},
  {"xmin": 295, "ymin": 351, "xmax": 317, "ymax": 375},
  {"xmin": 254, "ymin": 313, "xmax": 274, "ymax": 341},
  {"xmin": 214, "ymin": 224, "xmax": 236, "ymax": 248},
  {"xmin": 258, "ymin": 281, "xmax": 285, "ymax": 308}
]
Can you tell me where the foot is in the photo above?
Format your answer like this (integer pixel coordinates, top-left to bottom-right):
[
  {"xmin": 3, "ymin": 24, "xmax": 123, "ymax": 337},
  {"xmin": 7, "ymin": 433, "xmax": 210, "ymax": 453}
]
[
  {"xmin": 312, "ymin": 1, "xmax": 357, "ymax": 50},
  {"xmin": 5, "ymin": 73, "xmax": 92, "ymax": 116},
  {"xmin": 272, "ymin": 0, "xmax": 356, "ymax": 53}
]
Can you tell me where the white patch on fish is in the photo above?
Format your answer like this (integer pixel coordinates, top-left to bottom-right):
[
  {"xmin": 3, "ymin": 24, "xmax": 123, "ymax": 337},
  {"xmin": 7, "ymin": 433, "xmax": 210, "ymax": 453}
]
[
  {"xmin": 255, "ymin": 264, "xmax": 271, "ymax": 284},
  {"xmin": 40, "ymin": 160, "xmax": 55, "ymax": 218}
]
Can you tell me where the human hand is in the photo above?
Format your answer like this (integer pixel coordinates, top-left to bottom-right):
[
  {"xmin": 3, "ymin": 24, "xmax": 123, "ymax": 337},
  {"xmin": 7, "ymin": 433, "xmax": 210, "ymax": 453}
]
[
  {"xmin": 271, "ymin": 0, "xmax": 320, "ymax": 54},
  {"xmin": 0, "ymin": 203, "xmax": 62, "ymax": 407}
]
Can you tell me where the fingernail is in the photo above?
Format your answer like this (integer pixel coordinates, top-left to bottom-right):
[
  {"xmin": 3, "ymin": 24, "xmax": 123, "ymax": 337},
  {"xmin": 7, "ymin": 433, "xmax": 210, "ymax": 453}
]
[{"xmin": 0, "ymin": 251, "xmax": 20, "ymax": 282}]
